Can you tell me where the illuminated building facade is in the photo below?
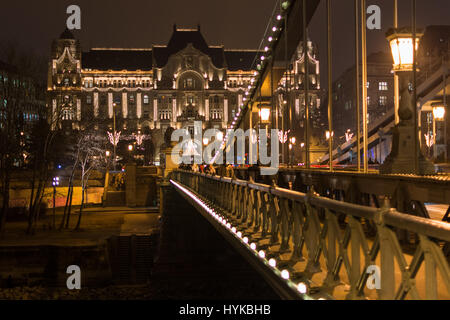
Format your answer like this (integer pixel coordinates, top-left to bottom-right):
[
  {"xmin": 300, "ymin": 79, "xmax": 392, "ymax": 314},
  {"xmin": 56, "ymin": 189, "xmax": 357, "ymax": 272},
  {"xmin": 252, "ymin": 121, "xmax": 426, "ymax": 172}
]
[{"xmin": 47, "ymin": 25, "xmax": 259, "ymax": 163}]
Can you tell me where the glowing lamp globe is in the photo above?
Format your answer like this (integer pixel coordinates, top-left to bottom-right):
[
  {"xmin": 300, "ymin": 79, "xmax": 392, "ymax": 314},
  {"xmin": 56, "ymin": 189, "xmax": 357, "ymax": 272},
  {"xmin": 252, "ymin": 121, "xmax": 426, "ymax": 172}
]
[
  {"xmin": 259, "ymin": 107, "xmax": 271, "ymax": 123},
  {"xmin": 386, "ymin": 27, "xmax": 423, "ymax": 72},
  {"xmin": 432, "ymin": 105, "xmax": 446, "ymax": 121}
]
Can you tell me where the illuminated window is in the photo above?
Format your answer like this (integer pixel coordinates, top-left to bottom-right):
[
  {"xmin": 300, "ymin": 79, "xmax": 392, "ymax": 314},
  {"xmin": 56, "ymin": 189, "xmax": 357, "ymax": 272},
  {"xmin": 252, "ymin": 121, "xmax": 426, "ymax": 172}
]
[
  {"xmin": 186, "ymin": 78, "xmax": 193, "ymax": 88},
  {"xmin": 379, "ymin": 81, "xmax": 388, "ymax": 91},
  {"xmin": 86, "ymin": 95, "xmax": 92, "ymax": 104},
  {"xmin": 379, "ymin": 95, "xmax": 387, "ymax": 106},
  {"xmin": 159, "ymin": 109, "xmax": 171, "ymax": 120},
  {"xmin": 129, "ymin": 95, "xmax": 135, "ymax": 104},
  {"xmin": 345, "ymin": 101, "xmax": 352, "ymax": 110},
  {"xmin": 210, "ymin": 108, "xmax": 222, "ymax": 120},
  {"xmin": 62, "ymin": 109, "xmax": 74, "ymax": 120},
  {"xmin": 143, "ymin": 95, "xmax": 149, "ymax": 104}
]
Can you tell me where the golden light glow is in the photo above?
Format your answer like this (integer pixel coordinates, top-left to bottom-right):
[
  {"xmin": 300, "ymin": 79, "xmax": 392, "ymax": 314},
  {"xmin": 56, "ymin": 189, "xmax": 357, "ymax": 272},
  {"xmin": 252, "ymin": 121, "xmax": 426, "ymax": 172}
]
[
  {"xmin": 128, "ymin": 144, "xmax": 133, "ymax": 151},
  {"xmin": 203, "ymin": 137, "xmax": 209, "ymax": 145},
  {"xmin": 433, "ymin": 106, "xmax": 445, "ymax": 121},
  {"xmin": 259, "ymin": 107, "xmax": 271, "ymax": 122},
  {"xmin": 216, "ymin": 131, "xmax": 224, "ymax": 141},
  {"xmin": 387, "ymin": 29, "xmax": 422, "ymax": 72},
  {"xmin": 105, "ymin": 150, "xmax": 110, "ymax": 157}
]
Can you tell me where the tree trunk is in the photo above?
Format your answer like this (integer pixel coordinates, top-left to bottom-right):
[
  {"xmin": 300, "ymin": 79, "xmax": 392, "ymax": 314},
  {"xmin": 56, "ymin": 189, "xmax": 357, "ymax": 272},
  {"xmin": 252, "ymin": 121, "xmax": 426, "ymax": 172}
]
[
  {"xmin": 60, "ymin": 166, "xmax": 76, "ymax": 230},
  {"xmin": 27, "ymin": 165, "xmax": 47, "ymax": 234},
  {"xmin": 65, "ymin": 186, "xmax": 74, "ymax": 229},
  {"xmin": 75, "ymin": 184, "xmax": 85, "ymax": 230},
  {"xmin": 0, "ymin": 166, "xmax": 10, "ymax": 235}
]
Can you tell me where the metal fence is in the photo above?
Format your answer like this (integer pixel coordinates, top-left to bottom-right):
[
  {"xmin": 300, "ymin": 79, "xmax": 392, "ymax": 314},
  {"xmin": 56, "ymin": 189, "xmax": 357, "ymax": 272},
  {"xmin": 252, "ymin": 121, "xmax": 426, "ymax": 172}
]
[{"xmin": 171, "ymin": 169, "xmax": 450, "ymax": 300}]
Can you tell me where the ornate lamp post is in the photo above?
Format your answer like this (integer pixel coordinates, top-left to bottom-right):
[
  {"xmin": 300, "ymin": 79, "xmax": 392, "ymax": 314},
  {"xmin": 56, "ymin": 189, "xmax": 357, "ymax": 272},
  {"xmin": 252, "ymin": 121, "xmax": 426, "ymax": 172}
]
[
  {"xmin": 52, "ymin": 176, "xmax": 60, "ymax": 229},
  {"xmin": 432, "ymin": 102, "xmax": 446, "ymax": 159},
  {"xmin": 113, "ymin": 102, "xmax": 118, "ymax": 170},
  {"xmin": 259, "ymin": 107, "xmax": 271, "ymax": 123},
  {"xmin": 433, "ymin": 105, "xmax": 446, "ymax": 122},
  {"xmin": 379, "ymin": 27, "xmax": 435, "ymax": 174}
]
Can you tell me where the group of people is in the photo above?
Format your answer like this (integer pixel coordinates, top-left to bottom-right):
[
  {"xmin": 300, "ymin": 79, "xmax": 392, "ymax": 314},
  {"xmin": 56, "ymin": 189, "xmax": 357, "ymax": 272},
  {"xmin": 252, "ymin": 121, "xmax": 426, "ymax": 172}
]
[{"xmin": 178, "ymin": 163, "xmax": 235, "ymax": 178}]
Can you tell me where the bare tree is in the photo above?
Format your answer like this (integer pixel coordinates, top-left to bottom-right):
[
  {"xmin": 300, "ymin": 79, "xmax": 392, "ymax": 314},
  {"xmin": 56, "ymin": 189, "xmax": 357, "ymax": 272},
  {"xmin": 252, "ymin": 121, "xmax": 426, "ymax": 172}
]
[
  {"xmin": 74, "ymin": 132, "xmax": 105, "ymax": 229},
  {"xmin": 0, "ymin": 64, "xmax": 24, "ymax": 234},
  {"xmin": 26, "ymin": 106, "xmax": 65, "ymax": 234},
  {"xmin": 0, "ymin": 42, "xmax": 54, "ymax": 235}
]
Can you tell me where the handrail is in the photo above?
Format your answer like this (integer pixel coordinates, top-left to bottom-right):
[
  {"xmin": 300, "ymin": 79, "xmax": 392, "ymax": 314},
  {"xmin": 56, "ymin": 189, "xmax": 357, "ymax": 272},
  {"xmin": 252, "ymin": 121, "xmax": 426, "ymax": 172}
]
[
  {"xmin": 177, "ymin": 170, "xmax": 450, "ymax": 239},
  {"xmin": 171, "ymin": 169, "xmax": 450, "ymax": 300}
]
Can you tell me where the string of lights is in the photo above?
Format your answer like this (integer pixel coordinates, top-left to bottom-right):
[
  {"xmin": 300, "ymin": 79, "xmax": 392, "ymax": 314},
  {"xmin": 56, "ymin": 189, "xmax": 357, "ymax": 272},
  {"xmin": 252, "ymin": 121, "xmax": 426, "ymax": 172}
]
[{"xmin": 211, "ymin": 1, "xmax": 293, "ymax": 163}]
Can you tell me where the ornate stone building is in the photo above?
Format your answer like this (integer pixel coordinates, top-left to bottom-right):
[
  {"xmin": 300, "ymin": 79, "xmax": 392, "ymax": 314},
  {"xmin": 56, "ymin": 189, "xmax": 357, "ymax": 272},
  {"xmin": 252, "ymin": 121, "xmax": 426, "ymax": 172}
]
[
  {"xmin": 47, "ymin": 25, "xmax": 259, "ymax": 164},
  {"xmin": 274, "ymin": 39, "xmax": 323, "ymax": 163}
]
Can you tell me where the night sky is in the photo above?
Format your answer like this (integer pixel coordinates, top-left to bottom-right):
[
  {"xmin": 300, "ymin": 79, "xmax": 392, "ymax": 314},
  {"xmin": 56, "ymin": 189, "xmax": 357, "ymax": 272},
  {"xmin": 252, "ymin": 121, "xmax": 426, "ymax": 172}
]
[{"xmin": 0, "ymin": 0, "xmax": 449, "ymax": 85}]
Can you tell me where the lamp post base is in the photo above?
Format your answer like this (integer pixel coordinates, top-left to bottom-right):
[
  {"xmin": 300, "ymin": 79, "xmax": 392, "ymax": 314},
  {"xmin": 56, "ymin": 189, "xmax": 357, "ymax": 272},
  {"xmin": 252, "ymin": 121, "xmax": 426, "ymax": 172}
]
[{"xmin": 380, "ymin": 124, "xmax": 435, "ymax": 175}]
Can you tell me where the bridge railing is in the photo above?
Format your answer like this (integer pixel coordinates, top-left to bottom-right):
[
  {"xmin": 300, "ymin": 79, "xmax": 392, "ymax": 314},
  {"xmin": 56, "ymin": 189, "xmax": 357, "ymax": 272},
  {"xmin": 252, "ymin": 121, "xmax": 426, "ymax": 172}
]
[{"xmin": 171, "ymin": 169, "xmax": 450, "ymax": 300}]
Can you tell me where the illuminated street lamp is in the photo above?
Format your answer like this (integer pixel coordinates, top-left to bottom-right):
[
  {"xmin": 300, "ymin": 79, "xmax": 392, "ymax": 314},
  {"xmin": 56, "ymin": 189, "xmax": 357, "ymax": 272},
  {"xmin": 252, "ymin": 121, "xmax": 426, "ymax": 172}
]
[
  {"xmin": 387, "ymin": 28, "xmax": 421, "ymax": 72},
  {"xmin": 52, "ymin": 176, "xmax": 60, "ymax": 229},
  {"xmin": 431, "ymin": 102, "xmax": 446, "ymax": 159},
  {"xmin": 112, "ymin": 102, "xmax": 119, "ymax": 171},
  {"xmin": 128, "ymin": 144, "xmax": 133, "ymax": 151},
  {"xmin": 203, "ymin": 137, "xmax": 209, "ymax": 146},
  {"xmin": 259, "ymin": 107, "xmax": 271, "ymax": 123},
  {"xmin": 433, "ymin": 105, "xmax": 446, "ymax": 121},
  {"xmin": 380, "ymin": 27, "xmax": 434, "ymax": 174}
]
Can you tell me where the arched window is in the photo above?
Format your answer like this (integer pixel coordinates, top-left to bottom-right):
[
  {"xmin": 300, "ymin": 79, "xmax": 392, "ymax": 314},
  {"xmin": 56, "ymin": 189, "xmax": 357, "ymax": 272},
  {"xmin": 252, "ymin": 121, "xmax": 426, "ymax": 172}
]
[
  {"xmin": 62, "ymin": 108, "xmax": 74, "ymax": 120},
  {"xmin": 159, "ymin": 109, "xmax": 171, "ymax": 120},
  {"xmin": 179, "ymin": 72, "xmax": 202, "ymax": 90}
]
